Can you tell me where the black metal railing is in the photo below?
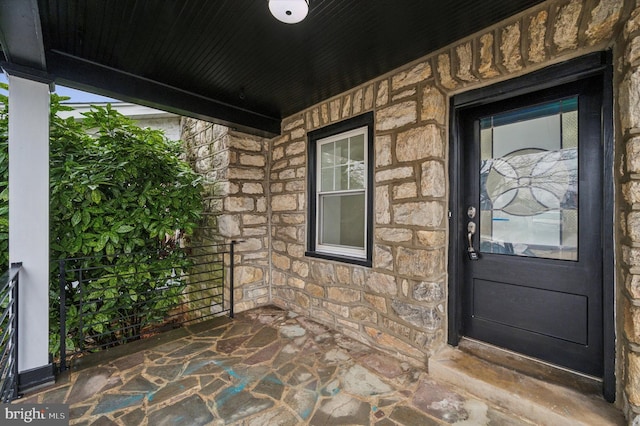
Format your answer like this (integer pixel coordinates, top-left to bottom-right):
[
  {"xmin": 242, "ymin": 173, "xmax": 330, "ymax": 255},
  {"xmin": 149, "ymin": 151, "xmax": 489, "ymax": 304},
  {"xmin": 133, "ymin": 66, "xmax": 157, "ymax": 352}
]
[
  {"xmin": 0, "ymin": 263, "xmax": 22, "ymax": 403},
  {"xmin": 57, "ymin": 242, "xmax": 234, "ymax": 370}
]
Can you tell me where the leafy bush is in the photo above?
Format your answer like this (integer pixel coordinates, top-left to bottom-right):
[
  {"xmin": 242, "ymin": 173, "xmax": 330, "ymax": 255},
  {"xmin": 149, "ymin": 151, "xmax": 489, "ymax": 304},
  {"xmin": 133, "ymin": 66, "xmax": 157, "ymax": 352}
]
[
  {"xmin": 0, "ymin": 85, "xmax": 204, "ymax": 355},
  {"xmin": 49, "ymin": 102, "xmax": 202, "ymax": 256}
]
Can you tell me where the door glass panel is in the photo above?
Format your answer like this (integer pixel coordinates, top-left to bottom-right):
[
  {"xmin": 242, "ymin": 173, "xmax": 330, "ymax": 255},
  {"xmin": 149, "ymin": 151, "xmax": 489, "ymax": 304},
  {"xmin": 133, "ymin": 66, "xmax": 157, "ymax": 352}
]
[{"xmin": 479, "ymin": 97, "xmax": 578, "ymax": 261}]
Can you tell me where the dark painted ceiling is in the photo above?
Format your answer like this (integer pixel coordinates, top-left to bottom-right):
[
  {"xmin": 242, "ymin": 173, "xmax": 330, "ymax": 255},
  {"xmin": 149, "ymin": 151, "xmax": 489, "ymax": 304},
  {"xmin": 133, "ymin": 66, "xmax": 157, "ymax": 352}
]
[{"xmin": 1, "ymin": 0, "xmax": 545, "ymax": 136}]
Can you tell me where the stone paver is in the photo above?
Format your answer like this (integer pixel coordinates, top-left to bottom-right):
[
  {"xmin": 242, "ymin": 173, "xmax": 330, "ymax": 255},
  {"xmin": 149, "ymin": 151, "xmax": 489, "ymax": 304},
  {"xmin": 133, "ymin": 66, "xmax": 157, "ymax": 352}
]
[
  {"xmin": 148, "ymin": 395, "xmax": 214, "ymax": 426},
  {"xmin": 18, "ymin": 306, "xmax": 530, "ymax": 425},
  {"xmin": 310, "ymin": 393, "xmax": 371, "ymax": 425}
]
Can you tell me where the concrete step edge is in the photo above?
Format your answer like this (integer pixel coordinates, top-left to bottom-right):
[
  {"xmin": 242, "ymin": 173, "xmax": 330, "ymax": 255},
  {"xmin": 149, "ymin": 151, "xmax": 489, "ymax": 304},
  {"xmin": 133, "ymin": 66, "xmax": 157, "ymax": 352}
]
[{"xmin": 429, "ymin": 347, "xmax": 624, "ymax": 426}]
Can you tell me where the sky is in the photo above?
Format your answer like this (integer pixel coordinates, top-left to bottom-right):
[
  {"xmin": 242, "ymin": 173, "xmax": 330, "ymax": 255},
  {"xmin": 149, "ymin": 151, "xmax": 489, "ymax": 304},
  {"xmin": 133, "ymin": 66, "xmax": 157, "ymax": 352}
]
[{"xmin": 0, "ymin": 72, "xmax": 118, "ymax": 103}]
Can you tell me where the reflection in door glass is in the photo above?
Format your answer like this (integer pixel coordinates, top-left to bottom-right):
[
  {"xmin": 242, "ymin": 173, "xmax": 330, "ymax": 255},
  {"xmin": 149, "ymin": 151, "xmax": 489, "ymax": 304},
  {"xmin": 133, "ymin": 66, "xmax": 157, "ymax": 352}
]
[{"xmin": 479, "ymin": 97, "xmax": 578, "ymax": 261}]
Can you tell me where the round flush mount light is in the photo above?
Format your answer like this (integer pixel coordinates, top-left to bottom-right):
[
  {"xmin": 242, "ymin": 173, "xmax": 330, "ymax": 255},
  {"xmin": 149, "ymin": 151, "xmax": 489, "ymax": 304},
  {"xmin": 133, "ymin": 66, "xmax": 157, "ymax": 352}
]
[{"xmin": 269, "ymin": 0, "xmax": 309, "ymax": 24}]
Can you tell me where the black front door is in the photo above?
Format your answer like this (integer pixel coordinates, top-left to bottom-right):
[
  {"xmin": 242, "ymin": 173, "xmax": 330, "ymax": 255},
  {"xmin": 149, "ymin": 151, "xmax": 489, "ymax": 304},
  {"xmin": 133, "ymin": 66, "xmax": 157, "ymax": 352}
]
[{"xmin": 456, "ymin": 75, "xmax": 604, "ymax": 377}]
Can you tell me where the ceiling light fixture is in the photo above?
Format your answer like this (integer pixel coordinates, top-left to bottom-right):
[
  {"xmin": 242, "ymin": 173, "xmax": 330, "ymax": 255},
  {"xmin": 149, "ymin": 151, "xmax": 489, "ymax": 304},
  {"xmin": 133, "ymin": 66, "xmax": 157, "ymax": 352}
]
[{"xmin": 269, "ymin": 0, "xmax": 309, "ymax": 24}]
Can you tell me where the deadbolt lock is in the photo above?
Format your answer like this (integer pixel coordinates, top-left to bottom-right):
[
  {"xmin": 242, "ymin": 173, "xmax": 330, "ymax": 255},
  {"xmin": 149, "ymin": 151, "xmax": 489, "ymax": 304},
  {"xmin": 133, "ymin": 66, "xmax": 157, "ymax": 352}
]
[{"xmin": 467, "ymin": 206, "xmax": 476, "ymax": 219}]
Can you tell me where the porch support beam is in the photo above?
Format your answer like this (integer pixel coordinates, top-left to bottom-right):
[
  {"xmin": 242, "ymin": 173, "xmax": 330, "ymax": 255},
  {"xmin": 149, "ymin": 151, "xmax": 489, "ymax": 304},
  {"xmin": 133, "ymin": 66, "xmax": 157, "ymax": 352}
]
[
  {"xmin": 46, "ymin": 51, "xmax": 281, "ymax": 138},
  {"xmin": 7, "ymin": 72, "xmax": 55, "ymax": 390}
]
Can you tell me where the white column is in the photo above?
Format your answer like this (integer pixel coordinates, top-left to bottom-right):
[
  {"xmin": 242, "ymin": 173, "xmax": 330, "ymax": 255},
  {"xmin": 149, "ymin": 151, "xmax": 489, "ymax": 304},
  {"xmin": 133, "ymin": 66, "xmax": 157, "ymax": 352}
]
[{"xmin": 7, "ymin": 75, "xmax": 50, "ymax": 374}]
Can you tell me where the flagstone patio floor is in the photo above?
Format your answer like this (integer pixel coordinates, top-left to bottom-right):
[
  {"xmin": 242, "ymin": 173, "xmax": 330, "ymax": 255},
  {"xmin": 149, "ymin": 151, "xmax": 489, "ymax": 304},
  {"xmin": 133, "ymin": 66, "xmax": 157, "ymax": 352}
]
[{"xmin": 18, "ymin": 306, "xmax": 536, "ymax": 425}]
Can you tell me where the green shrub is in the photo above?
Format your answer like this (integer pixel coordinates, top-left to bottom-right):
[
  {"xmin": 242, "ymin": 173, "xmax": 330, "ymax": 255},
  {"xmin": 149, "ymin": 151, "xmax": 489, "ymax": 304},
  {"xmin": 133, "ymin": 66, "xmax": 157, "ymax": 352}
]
[{"xmin": 0, "ymin": 84, "xmax": 204, "ymax": 355}]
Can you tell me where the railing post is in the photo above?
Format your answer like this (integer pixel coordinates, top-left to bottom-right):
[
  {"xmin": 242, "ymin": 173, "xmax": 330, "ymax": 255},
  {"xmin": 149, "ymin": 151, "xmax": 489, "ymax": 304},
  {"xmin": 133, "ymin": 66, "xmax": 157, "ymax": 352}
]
[
  {"xmin": 78, "ymin": 268, "xmax": 84, "ymax": 352},
  {"xmin": 11, "ymin": 262, "xmax": 21, "ymax": 400},
  {"xmin": 58, "ymin": 259, "xmax": 67, "ymax": 372},
  {"xmin": 229, "ymin": 241, "xmax": 235, "ymax": 319}
]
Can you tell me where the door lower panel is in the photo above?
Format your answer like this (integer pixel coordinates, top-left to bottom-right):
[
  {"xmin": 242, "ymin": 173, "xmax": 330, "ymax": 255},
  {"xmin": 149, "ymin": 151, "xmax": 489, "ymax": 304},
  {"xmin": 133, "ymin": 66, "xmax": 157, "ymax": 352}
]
[{"xmin": 472, "ymin": 278, "xmax": 588, "ymax": 344}]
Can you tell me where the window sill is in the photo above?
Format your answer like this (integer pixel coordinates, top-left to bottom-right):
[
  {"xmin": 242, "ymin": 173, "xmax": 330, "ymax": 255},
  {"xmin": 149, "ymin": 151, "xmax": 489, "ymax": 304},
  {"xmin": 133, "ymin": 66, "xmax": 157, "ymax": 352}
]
[{"xmin": 305, "ymin": 250, "xmax": 371, "ymax": 267}]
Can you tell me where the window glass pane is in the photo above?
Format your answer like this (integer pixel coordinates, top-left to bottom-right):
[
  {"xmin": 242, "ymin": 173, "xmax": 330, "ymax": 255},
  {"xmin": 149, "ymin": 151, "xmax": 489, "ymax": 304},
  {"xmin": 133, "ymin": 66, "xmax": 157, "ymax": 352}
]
[
  {"xmin": 335, "ymin": 138, "xmax": 349, "ymax": 164},
  {"xmin": 562, "ymin": 110, "xmax": 578, "ymax": 148},
  {"xmin": 320, "ymin": 193, "xmax": 365, "ymax": 248},
  {"xmin": 480, "ymin": 127, "xmax": 493, "ymax": 161},
  {"xmin": 350, "ymin": 135, "xmax": 365, "ymax": 162},
  {"xmin": 321, "ymin": 142, "xmax": 334, "ymax": 168},
  {"xmin": 321, "ymin": 166, "xmax": 333, "ymax": 192},
  {"xmin": 349, "ymin": 162, "xmax": 365, "ymax": 189},
  {"xmin": 479, "ymin": 98, "xmax": 578, "ymax": 261},
  {"xmin": 335, "ymin": 165, "xmax": 348, "ymax": 190}
]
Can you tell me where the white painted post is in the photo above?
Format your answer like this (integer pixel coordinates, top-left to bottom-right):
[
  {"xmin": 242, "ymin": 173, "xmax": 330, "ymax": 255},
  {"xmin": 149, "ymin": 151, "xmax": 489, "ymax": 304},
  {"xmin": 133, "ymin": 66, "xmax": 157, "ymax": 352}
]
[{"xmin": 7, "ymin": 74, "xmax": 53, "ymax": 385}]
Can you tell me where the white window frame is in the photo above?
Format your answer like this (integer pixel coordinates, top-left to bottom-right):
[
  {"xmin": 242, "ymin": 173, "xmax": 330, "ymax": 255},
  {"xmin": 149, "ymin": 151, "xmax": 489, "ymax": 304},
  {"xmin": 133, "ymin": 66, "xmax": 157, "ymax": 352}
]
[{"xmin": 315, "ymin": 126, "xmax": 368, "ymax": 259}]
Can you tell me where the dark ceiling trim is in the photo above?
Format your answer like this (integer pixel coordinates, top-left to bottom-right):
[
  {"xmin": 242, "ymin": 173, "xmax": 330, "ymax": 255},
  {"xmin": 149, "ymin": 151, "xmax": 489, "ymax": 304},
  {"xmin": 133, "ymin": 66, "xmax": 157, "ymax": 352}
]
[
  {"xmin": 0, "ymin": 0, "xmax": 46, "ymax": 70},
  {"xmin": 0, "ymin": 61, "xmax": 54, "ymax": 90},
  {"xmin": 46, "ymin": 50, "xmax": 281, "ymax": 138}
]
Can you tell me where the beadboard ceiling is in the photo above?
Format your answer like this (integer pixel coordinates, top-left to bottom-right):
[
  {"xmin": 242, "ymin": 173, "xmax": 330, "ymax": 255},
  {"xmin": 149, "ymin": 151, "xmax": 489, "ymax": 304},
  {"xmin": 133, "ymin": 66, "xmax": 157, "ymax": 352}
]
[{"xmin": 1, "ymin": 0, "xmax": 545, "ymax": 136}]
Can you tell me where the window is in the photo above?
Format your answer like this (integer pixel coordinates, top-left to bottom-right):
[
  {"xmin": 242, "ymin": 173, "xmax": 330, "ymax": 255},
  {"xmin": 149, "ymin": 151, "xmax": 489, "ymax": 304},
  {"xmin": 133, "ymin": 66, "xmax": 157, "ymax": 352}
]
[{"xmin": 307, "ymin": 113, "xmax": 373, "ymax": 266}]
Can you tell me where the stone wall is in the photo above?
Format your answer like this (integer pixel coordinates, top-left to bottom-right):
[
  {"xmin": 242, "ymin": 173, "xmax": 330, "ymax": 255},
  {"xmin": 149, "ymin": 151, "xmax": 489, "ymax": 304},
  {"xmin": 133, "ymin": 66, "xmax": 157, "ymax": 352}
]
[
  {"xmin": 180, "ymin": 0, "xmax": 640, "ymax": 420},
  {"xmin": 618, "ymin": 2, "xmax": 640, "ymax": 421},
  {"xmin": 271, "ymin": 72, "xmax": 449, "ymax": 367},
  {"xmin": 181, "ymin": 119, "xmax": 271, "ymax": 313}
]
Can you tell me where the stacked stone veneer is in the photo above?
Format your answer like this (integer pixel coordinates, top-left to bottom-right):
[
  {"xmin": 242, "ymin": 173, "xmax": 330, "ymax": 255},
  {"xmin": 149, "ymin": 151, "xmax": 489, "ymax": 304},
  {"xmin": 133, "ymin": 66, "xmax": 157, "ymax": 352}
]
[
  {"xmin": 619, "ymin": 2, "xmax": 640, "ymax": 421},
  {"xmin": 182, "ymin": 0, "xmax": 640, "ymax": 420},
  {"xmin": 271, "ymin": 76, "xmax": 449, "ymax": 366},
  {"xmin": 181, "ymin": 120, "xmax": 271, "ymax": 313}
]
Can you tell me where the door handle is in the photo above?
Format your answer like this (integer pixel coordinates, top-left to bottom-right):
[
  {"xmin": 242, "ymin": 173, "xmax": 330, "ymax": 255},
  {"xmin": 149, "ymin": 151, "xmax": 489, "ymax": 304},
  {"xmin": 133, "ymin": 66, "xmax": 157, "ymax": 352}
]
[{"xmin": 467, "ymin": 221, "xmax": 479, "ymax": 260}]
